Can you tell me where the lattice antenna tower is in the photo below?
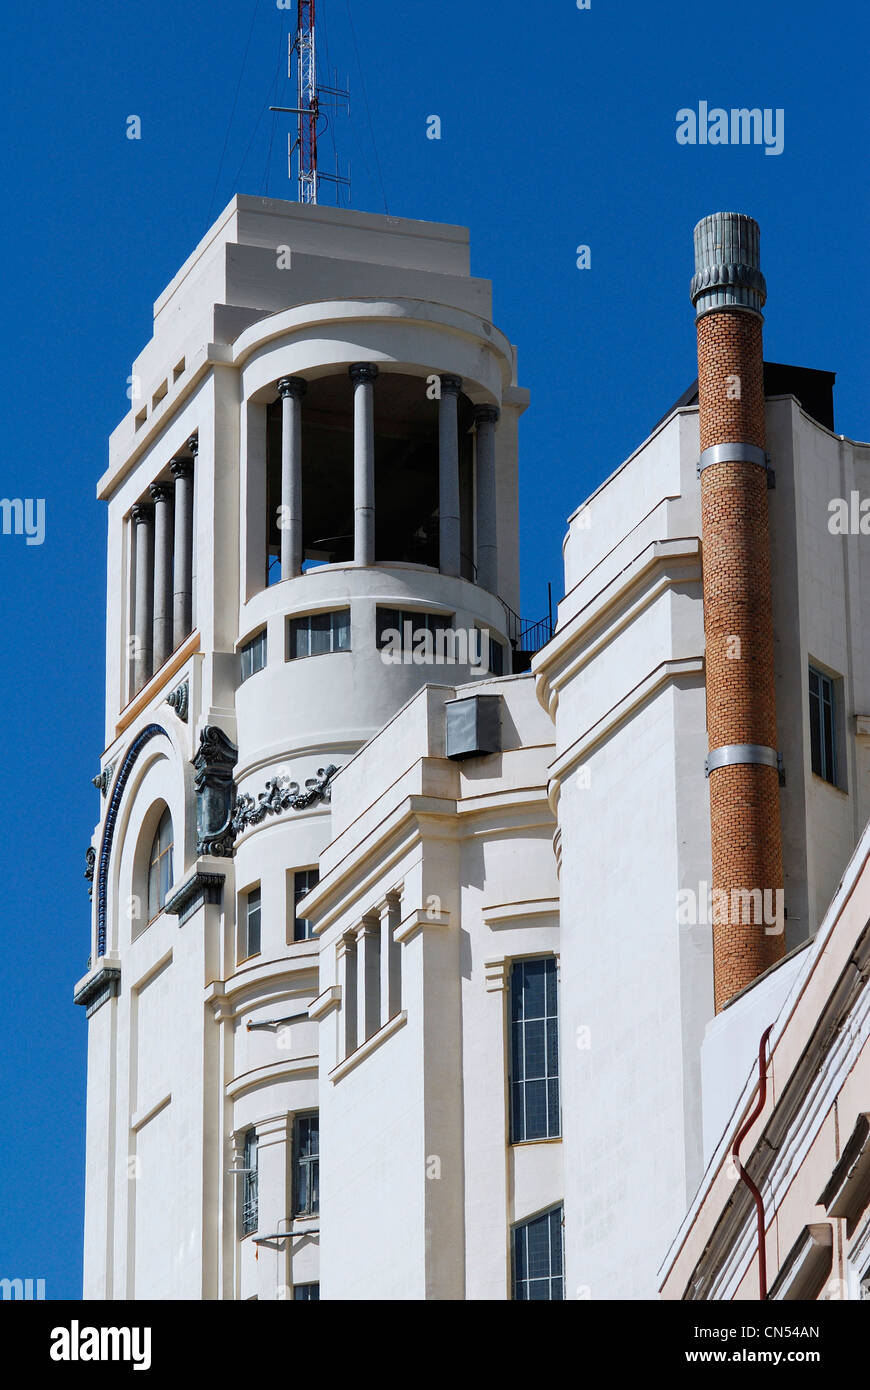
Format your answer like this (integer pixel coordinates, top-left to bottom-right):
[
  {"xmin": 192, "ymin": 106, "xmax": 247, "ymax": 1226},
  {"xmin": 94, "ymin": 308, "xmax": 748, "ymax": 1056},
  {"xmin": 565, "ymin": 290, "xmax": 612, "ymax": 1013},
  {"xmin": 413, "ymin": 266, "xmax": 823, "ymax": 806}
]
[{"xmin": 270, "ymin": 1, "xmax": 350, "ymax": 205}]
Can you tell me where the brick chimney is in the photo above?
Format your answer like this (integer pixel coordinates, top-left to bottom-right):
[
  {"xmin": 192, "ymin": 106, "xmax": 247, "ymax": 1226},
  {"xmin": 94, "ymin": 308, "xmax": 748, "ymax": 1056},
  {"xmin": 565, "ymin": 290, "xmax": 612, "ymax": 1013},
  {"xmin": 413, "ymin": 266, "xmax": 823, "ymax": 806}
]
[{"xmin": 691, "ymin": 212, "xmax": 785, "ymax": 1013}]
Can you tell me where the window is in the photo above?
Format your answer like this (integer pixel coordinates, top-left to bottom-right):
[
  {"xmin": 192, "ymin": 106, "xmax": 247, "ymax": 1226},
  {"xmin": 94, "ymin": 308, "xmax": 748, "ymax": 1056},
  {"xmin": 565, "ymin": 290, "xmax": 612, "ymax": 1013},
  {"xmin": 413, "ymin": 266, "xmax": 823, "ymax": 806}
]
[
  {"xmin": 293, "ymin": 1113, "xmax": 319, "ymax": 1217},
  {"xmin": 861, "ymin": 1269, "xmax": 870, "ymax": 1301},
  {"xmin": 376, "ymin": 607, "xmax": 453, "ymax": 653},
  {"xmin": 242, "ymin": 1130, "xmax": 258, "ymax": 1236},
  {"xmin": 240, "ymin": 629, "xmax": 267, "ymax": 682},
  {"xmin": 287, "ymin": 610, "xmax": 350, "ymax": 660},
  {"xmin": 147, "ymin": 808, "xmax": 174, "ymax": 923},
  {"xmin": 509, "ymin": 957, "xmax": 560, "ymax": 1143},
  {"xmin": 242, "ymin": 887, "xmax": 261, "ymax": 960},
  {"xmin": 809, "ymin": 666, "xmax": 838, "ymax": 785},
  {"xmin": 487, "ymin": 634, "xmax": 505, "ymax": 676},
  {"xmin": 294, "ymin": 1283, "xmax": 320, "ymax": 1301},
  {"xmin": 293, "ymin": 868, "xmax": 320, "ymax": 941},
  {"xmin": 512, "ymin": 1206, "xmax": 564, "ymax": 1300}
]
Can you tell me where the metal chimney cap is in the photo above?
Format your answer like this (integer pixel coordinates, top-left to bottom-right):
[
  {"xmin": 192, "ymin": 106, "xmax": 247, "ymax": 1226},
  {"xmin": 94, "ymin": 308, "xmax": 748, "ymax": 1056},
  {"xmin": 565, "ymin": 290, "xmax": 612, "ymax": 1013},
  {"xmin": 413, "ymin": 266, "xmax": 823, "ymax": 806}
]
[{"xmin": 690, "ymin": 212, "xmax": 767, "ymax": 319}]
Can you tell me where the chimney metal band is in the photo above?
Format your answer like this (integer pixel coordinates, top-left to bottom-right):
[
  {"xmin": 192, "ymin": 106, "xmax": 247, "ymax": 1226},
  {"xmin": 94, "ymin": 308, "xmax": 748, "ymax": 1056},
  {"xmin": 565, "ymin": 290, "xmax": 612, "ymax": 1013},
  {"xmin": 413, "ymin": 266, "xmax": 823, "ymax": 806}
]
[
  {"xmin": 705, "ymin": 744, "xmax": 779, "ymax": 777},
  {"xmin": 699, "ymin": 442, "xmax": 768, "ymax": 474}
]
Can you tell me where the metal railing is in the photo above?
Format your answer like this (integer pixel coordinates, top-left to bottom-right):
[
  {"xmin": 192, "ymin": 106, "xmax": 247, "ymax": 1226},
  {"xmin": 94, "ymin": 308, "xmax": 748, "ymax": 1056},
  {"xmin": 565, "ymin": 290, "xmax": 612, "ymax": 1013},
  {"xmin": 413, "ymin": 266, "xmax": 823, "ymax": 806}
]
[{"xmin": 500, "ymin": 584, "xmax": 555, "ymax": 656}]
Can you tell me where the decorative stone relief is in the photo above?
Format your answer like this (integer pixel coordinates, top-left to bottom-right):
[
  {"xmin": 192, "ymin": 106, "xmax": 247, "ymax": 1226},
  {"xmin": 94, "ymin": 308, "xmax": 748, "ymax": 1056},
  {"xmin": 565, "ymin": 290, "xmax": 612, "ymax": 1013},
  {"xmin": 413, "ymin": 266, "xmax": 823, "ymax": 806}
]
[
  {"xmin": 231, "ymin": 765, "xmax": 338, "ymax": 836},
  {"xmin": 194, "ymin": 726, "xmax": 239, "ymax": 857},
  {"xmin": 84, "ymin": 846, "xmax": 96, "ymax": 900},
  {"xmin": 166, "ymin": 680, "xmax": 189, "ymax": 722},
  {"xmin": 92, "ymin": 764, "xmax": 115, "ymax": 797}
]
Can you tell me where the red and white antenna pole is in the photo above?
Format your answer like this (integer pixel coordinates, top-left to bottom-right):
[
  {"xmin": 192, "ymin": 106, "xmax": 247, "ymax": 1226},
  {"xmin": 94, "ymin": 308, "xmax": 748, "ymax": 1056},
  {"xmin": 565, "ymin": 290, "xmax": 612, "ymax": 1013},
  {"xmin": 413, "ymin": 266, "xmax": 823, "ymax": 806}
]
[{"xmin": 270, "ymin": 1, "xmax": 350, "ymax": 206}]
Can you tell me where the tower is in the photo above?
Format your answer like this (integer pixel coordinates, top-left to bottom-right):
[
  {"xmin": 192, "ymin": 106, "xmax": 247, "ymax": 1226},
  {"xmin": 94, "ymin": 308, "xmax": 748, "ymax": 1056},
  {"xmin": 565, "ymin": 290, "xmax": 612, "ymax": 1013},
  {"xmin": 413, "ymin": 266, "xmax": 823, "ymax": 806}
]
[{"xmin": 76, "ymin": 196, "xmax": 529, "ymax": 1298}]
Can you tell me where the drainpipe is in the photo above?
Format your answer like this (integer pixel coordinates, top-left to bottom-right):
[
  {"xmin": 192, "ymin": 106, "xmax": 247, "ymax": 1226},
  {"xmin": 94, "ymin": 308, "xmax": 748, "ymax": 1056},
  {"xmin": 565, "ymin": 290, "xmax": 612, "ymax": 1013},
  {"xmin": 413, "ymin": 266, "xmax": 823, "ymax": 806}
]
[
  {"xmin": 732, "ymin": 1024, "xmax": 773, "ymax": 1299},
  {"xmin": 691, "ymin": 213, "xmax": 786, "ymax": 1013}
]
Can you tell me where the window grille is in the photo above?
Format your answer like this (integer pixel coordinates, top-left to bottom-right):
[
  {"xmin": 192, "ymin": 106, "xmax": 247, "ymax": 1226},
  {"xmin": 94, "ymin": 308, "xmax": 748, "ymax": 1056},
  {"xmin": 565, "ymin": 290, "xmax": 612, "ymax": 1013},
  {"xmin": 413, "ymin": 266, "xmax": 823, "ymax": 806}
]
[
  {"xmin": 242, "ymin": 1130, "xmax": 258, "ymax": 1236},
  {"xmin": 509, "ymin": 957, "xmax": 560, "ymax": 1143},
  {"xmin": 293, "ymin": 1113, "xmax": 319, "ymax": 1217},
  {"xmin": 512, "ymin": 1205, "xmax": 564, "ymax": 1300}
]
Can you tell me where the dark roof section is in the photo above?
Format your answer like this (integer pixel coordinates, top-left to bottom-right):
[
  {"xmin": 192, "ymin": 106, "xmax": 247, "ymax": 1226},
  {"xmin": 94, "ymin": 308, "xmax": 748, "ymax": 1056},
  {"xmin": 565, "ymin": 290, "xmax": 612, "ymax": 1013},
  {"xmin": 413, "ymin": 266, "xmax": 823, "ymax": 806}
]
[{"xmin": 655, "ymin": 362, "xmax": 837, "ymax": 434}]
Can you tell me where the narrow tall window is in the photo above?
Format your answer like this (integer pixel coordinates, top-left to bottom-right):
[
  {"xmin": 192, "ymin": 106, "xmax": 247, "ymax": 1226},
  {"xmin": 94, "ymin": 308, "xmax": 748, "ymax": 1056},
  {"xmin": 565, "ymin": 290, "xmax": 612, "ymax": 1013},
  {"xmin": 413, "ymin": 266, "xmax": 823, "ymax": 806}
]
[
  {"xmin": 509, "ymin": 957, "xmax": 560, "ymax": 1142},
  {"xmin": 487, "ymin": 634, "xmax": 505, "ymax": 676},
  {"xmin": 293, "ymin": 1113, "xmax": 319, "ymax": 1217},
  {"xmin": 147, "ymin": 807, "xmax": 174, "ymax": 923},
  {"xmin": 293, "ymin": 868, "xmax": 320, "ymax": 941},
  {"xmin": 242, "ymin": 1130, "xmax": 258, "ymax": 1236},
  {"xmin": 242, "ymin": 887, "xmax": 261, "ymax": 960},
  {"xmin": 294, "ymin": 1283, "xmax": 320, "ymax": 1300},
  {"xmin": 512, "ymin": 1205, "xmax": 564, "ymax": 1300},
  {"xmin": 809, "ymin": 665, "xmax": 838, "ymax": 785},
  {"xmin": 287, "ymin": 610, "xmax": 350, "ymax": 660},
  {"xmin": 240, "ymin": 629, "xmax": 267, "ymax": 682}
]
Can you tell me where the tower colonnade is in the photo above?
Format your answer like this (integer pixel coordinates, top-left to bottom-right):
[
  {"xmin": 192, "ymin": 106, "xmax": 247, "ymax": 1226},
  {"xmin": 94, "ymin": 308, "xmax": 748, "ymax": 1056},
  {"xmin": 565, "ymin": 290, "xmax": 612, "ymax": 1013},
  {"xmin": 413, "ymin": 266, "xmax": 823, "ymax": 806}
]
[
  {"xmin": 270, "ymin": 365, "xmax": 501, "ymax": 584},
  {"xmin": 128, "ymin": 351, "xmax": 508, "ymax": 706},
  {"xmin": 130, "ymin": 438, "xmax": 197, "ymax": 695}
]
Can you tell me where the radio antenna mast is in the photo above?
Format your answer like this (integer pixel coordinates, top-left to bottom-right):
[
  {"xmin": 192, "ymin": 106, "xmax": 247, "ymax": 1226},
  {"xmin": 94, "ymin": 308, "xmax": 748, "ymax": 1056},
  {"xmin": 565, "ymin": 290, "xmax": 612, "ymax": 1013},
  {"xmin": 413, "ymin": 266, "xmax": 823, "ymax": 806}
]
[{"xmin": 270, "ymin": 1, "xmax": 350, "ymax": 205}]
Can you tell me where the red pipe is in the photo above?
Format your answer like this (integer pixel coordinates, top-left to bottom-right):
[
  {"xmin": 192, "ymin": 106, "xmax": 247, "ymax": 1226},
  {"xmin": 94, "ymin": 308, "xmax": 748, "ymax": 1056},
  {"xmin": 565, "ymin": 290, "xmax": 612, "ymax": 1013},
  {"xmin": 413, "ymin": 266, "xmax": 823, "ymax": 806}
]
[{"xmin": 732, "ymin": 1025, "xmax": 773, "ymax": 1299}]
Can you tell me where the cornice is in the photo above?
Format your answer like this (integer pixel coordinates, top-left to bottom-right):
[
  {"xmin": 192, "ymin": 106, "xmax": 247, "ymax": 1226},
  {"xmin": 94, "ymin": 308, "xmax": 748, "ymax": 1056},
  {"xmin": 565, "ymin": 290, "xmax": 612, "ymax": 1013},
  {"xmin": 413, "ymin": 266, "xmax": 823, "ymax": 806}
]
[{"xmin": 533, "ymin": 537, "xmax": 702, "ymax": 718}]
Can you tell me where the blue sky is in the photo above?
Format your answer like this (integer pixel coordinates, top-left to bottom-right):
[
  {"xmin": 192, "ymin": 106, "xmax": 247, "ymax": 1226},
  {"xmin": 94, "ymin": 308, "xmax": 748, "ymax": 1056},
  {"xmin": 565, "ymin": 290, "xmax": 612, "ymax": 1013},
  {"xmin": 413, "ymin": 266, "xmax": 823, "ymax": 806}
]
[{"xmin": 0, "ymin": 0, "xmax": 866, "ymax": 1298}]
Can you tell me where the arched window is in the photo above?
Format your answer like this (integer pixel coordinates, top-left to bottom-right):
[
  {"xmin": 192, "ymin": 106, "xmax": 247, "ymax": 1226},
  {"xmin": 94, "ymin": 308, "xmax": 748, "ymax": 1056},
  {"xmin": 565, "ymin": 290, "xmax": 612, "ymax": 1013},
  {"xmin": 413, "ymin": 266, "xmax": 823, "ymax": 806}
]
[{"xmin": 147, "ymin": 807, "xmax": 174, "ymax": 921}]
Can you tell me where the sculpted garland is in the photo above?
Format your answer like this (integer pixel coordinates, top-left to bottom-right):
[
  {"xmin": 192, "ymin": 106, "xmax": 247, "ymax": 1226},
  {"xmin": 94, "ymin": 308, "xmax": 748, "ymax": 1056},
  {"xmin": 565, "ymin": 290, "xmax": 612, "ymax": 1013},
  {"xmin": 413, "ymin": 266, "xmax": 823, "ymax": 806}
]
[{"xmin": 231, "ymin": 764, "xmax": 339, "ymax": 835}]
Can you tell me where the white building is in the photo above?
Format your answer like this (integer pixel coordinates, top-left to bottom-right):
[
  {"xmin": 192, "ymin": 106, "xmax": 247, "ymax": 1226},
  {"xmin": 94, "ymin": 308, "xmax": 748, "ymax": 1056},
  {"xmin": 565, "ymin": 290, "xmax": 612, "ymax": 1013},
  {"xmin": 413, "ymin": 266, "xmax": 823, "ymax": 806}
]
[{"xmin": 78, "ymin": 197, "xmax": 870, "ymax": 1300}]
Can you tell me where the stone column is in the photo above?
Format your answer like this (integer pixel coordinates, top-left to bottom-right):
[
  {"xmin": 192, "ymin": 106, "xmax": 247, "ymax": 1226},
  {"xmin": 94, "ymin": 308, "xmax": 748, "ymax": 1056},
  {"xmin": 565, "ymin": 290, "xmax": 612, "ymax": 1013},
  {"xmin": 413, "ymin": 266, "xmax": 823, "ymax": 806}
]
[
  {"xmin": 474, "ymin": 406, "xmax": 500, "ymax": 593},
  {"xmin": 337, "ymin": 934, "xmax": 358, "ymax": 1057},
  {"xmin": 438, "ymin": 375, "xmax": 463, "ymax": 577},
  {"xmin": 379, "ymin": 895, "xmax": 402, "ymax": 1028},
  {"xmin": 171, "ymin": 454, "xmax": 194, "ymax": 648},
  {"xmin": 278, "ymin": 377, "xmax": 306, "ymax": 579},
  {"xmin": 131, "ymin": 502, "xmax": 154, "ymax": 693},
  {"xmin": 350, "ymin": 363, "xmax": 378, "ymax": 565},
  {"xmin": 150, "ymin": 482, "xmax": 173, "ymax": 671},
  {"xmin": 356, "ymin": 918, "xmax": 381, "ymax": 1044}
]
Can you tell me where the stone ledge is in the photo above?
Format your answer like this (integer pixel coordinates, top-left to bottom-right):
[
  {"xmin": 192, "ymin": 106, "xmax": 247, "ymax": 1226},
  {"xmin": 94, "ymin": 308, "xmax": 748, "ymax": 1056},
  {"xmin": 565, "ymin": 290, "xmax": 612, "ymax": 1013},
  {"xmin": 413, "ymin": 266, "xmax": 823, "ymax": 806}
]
[
  {"xmin": 74, "ymin": 964, "xmax": 121, "ymax": 1018},
  {"xmin": 165, "ymin": 871, "xmax": 225, "ymax": 926}
]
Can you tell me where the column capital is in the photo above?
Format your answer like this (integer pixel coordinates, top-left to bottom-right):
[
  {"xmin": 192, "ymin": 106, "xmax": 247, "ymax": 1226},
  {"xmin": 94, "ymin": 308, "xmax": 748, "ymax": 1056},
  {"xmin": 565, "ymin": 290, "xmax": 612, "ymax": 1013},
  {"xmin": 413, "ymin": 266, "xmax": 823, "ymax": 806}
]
[
  {"xmin": 130, "ymin": 502, "xmax": 153, "ymax": 524},
  {"xmin": 187, "ymin": 436, "xmax": 199, "ymax": 458},
  {"xmin": 474, "ymin": 404, "xmax": 500, "ymax": 427},
  {"xmin": 277, "ymin": 375, "xmax": 307, "ymax": 400},
  {"xmin": 149, "ymin": 482, "xmax": 173, "ymax": 504},
  {"xmin": 440, "ymin": 374, "xmax": 463, "ymax": 397},
  {"xmin": 349, "ymin": 362, "xmax": 379, "ymax": 385},
  {"xmin": 170, "ymin": 457, "xmax": 194, "ymax": 480},
  {"xmin": 376, "ymin": 891, "xmax": 402, "ymax": 920},
  {"xmin": 337, "ymin": 932, "xmax": 357, "ymax": 958}
]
